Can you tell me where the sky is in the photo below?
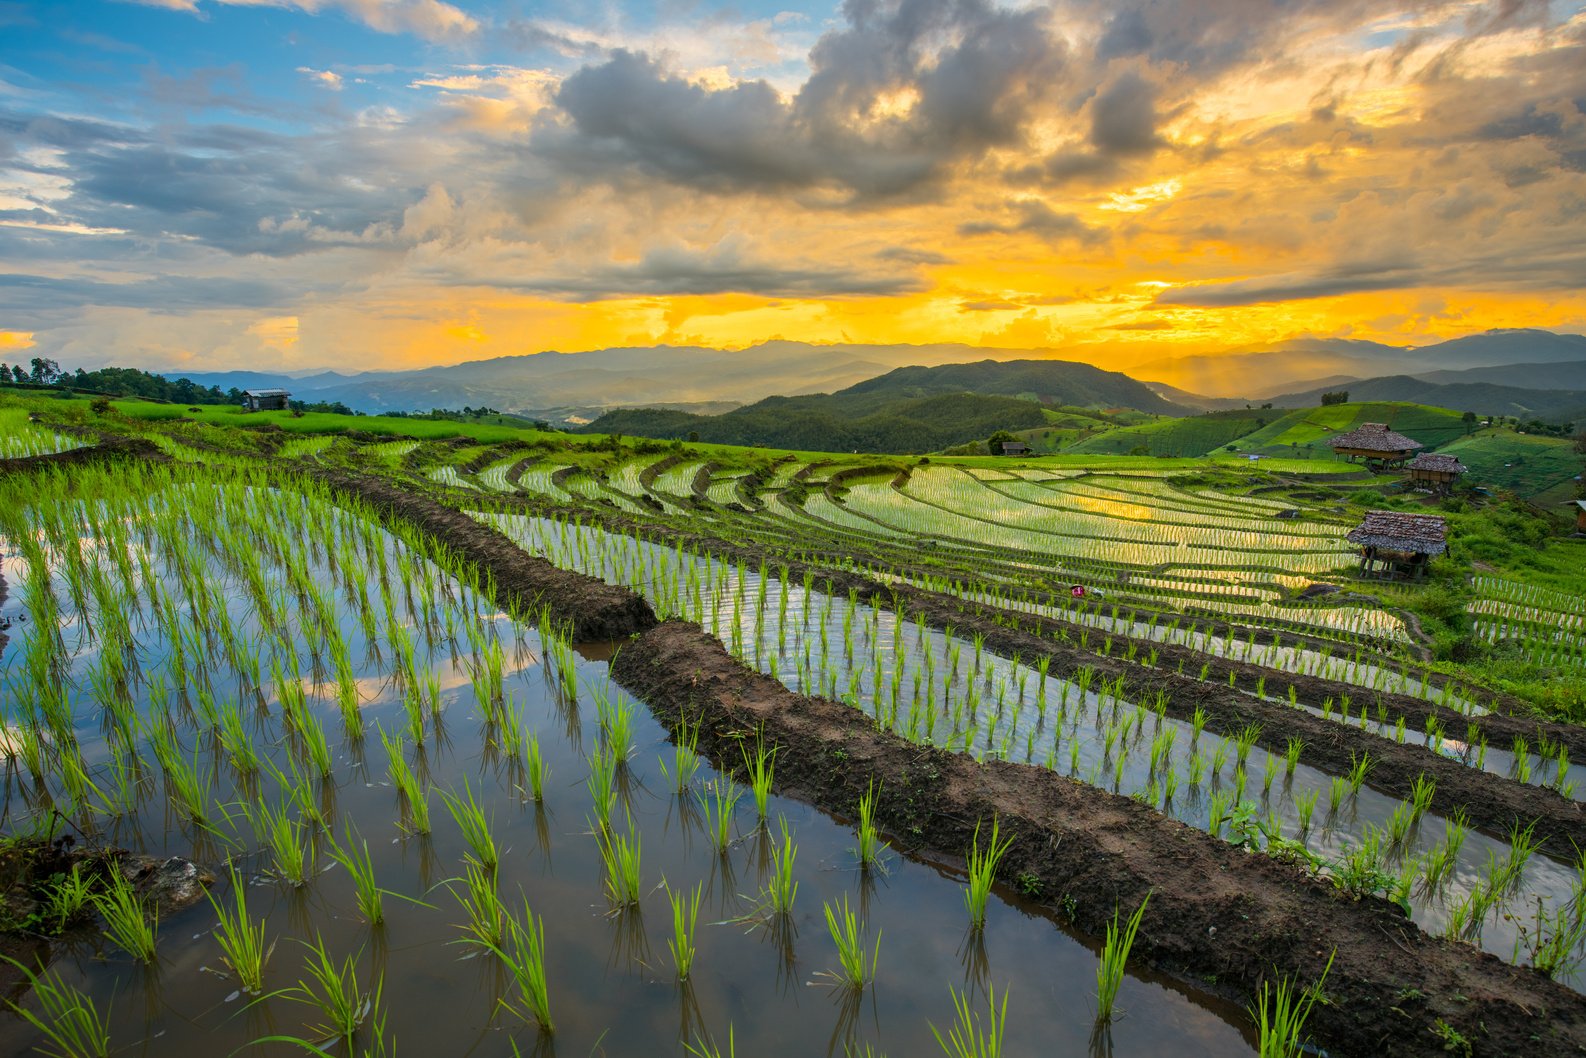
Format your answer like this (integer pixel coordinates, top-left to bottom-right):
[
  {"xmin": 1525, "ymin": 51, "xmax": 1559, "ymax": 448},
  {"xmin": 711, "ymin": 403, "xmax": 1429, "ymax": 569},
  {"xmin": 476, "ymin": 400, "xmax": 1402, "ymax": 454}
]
[{"xmin": 2, "ymin": 0, "xmax": 1585, "ymax": 375}]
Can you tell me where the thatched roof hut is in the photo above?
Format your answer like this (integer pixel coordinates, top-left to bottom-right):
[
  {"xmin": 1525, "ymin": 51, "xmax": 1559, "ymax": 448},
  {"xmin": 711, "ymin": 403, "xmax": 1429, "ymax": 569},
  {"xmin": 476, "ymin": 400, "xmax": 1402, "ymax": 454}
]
[
  {"xmin": 1329, "ymin": 422, "xmax": 1424, "ymax": 468},
  {"xmin": 1405, "ymin": 453, "xmax": 1467, "ymax": 492},
  {"xmin": 1346, "ymin": 509, "xmax": 1447, "ymax": 578}
]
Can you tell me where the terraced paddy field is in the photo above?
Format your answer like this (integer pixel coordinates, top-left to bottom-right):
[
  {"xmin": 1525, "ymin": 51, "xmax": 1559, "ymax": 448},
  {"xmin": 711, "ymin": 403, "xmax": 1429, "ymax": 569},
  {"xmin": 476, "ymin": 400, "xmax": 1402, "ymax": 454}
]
[{"xmin": 3, "ymin": 395, "xmax": 1586, "ymax": 1058}]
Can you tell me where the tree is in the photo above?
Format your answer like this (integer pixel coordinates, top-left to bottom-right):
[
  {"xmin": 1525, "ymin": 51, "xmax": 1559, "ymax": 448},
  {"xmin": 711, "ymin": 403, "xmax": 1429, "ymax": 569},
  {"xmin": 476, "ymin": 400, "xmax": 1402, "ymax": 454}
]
[
  {"xmin": 1320, "ymin": 390, "xmax": 1349, "ymax": 406},
  {"xmin": 28, "ymin": 357, "xmax": 62, "ymax": 385},
  {"xmin": 986, "ymin": 430, "xmax": 1017, "ymax": 455},
  {"xmin": 1462, "ymin": 411, "xmax": 1478, "ymax": 434}
]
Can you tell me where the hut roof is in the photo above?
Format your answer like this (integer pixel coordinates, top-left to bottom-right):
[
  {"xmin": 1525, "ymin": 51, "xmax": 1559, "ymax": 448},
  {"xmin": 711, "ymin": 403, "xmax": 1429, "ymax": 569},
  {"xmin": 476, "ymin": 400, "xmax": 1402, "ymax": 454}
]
[
  {"xmin": 1000, "ymin": 441, "xmax": 1030, "ymax": 453},
  {"xmin": 1405, "ymin": 453, "xmax": 1466, "ymax": 474},
  {"xmin": 1328, "ymin": 422, "xmax": 1423, "ymax": 453},
  {"xmin": 243, "ymin": 388, "xmax": 290, "ymax": 398},
  {"xmin": 1346, "ymin": 509, "xmax": 1448, "ymax": 555}
]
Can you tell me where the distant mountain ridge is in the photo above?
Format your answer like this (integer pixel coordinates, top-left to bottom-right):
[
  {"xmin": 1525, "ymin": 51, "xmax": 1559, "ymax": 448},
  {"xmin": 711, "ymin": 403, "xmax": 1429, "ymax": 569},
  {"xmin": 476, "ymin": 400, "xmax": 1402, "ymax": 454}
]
[
  {"xmin": 579, "ymin": 358, "xmax": 1185, "ymax": 453},
  {"xmin": 157, "ymin": 328, "xmax": 1586, "ymax": 418}
]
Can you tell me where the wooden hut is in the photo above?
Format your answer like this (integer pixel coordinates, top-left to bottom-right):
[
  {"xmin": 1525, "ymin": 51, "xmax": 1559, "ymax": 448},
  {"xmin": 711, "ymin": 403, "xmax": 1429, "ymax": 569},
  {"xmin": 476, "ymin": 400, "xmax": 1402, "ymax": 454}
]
[
  {"xmin": 1572, "ymin": 499, "xmax": 1586, "ymax": 535},
  {"xmin": 241, "ymin": 388, "xmax": 290, "ymax": 412},
  {"xmin": 1000, "ymin": 440, "xmax": 1030, "ymax": 456},
  {"xmin": 1346, "ymin": 510, "xmax": 1447, "ymax": 579},
  {"xmin": 1328, "ymin": 422, "xmax": 1423, "ymax": 471},
  {"xmin": 1405, "ymin": 453, "xmax": 1467, "ymax": 493}
]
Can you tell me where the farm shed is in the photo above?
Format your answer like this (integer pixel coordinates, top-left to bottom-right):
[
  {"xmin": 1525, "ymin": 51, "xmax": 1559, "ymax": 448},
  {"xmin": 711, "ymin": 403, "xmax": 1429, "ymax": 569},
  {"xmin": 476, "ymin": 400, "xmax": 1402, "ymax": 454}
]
[
  {"xmin": 1000, "ymin": 440, "xmax": 1030, "ymax": 455},
  {"xmin": 241, "ymin": 389, "xmax": 290, "ymax": 412},
  {"xmin": 1328, "ymin": 422, "xmax": 1423, "ymax": 470},
  {"xmin": 1572, "ymin": 499, "xmax": 1586, "ymax": 535},
  {"xmin": 1346, "ymin": 509, "xmax": 1447, "ymax": 579},
  {"xmin": 1405, "ymin": 452, "xmax": 1467, "ymax": 493}
]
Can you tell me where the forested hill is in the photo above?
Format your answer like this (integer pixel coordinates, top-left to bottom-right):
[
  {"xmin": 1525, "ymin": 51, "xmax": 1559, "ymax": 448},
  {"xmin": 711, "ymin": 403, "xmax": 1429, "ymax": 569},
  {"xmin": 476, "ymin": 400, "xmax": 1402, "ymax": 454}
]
[
  {"xmin": 581, "ymin": 358, "xmax": 1185, "ymax": 453},
  {"xmin": 583, "ymin": 392, "xmax": 1048, "ymax": 453},
  {"xmin": 839, "ymin": 358, "xmax": 1188, "ymax": 415}
]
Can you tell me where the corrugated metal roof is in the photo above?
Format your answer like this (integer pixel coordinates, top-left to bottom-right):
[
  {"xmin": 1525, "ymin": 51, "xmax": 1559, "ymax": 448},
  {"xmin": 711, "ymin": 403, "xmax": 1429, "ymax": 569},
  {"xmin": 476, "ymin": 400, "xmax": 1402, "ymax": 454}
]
[
  {"xmin": 244, "ymin": 389, "xmax": 290, "ymax": 397},
  {"xmin": 1346, "ymin": 509, "xmax": 1448, "ymax": 555},
  {"xmin": 1328, "ymin": 422, "xmax": 1423, "ymax": 453}
]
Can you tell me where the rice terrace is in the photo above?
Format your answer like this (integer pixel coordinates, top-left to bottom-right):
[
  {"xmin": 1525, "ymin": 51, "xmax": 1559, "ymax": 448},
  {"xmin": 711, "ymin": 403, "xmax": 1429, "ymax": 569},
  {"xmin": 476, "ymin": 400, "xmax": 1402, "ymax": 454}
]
[{"xmin": 6, "ymin": 1, "xmax": 1586, "ymax": 1056}]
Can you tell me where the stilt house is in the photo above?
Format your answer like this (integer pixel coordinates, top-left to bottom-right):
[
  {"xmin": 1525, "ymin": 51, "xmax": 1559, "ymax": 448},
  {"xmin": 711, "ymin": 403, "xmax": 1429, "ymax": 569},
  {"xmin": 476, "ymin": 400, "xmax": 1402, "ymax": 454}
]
[
  {"xmin": 1328, "ymin": 423, "xmax": 1423, "ymax": 471},
  {"xmin": 1347, "ymin": 510, "xmax": 1447, "ymax": 579},
  {"xmin": 1405, "ymin": 453, "xmax": 1467, "ymax": 493}
]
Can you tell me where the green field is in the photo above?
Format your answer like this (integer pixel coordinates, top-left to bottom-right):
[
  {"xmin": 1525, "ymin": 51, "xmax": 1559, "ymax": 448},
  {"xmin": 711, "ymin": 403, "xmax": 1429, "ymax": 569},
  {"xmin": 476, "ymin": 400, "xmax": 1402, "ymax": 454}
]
[
  {"xmin": 1439, "ymin": 429, "xmax": 1581, "ymax": 501},
  {"xmin": 1227, "ymin": 402, "xmax": 1469, "ymax": 456},
  {"xmin": 1066, "ymin": 410, "xmax": 1266, "ymax": 457}
]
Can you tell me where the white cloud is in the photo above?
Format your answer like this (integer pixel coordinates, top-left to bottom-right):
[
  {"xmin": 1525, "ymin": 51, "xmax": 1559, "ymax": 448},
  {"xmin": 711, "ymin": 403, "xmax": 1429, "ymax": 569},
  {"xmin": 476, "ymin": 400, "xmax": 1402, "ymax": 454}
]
[
  {"xmin": 119, "ymin": 0, "xmax": 477, "ymax": 43},
  {"xmin": 296, "ymin": 66, "xmax": 344, "ymax": 90}
]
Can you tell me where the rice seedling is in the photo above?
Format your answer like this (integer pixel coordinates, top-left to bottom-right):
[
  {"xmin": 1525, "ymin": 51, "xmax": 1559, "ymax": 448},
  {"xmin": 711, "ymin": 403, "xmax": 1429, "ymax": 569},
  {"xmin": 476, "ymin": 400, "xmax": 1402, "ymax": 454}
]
[
  {"xmin": 698, "ymin": 778, "xmax": 743, "ymax": 852},
  {"xmin": 743, "ymin": 741, "xmax": 776, "ymax": 824},
  {"xmin": 208, "ymin": 867, "xmax": 273, "ymax": 993},
  {"xmin": 1095, "ymin": 892, "xmax": 1151, "ymax": 1024},
  {"xmin": 273, "ymin": 936, "xmax": 379, "ymax": 1049},
  {"xmin": 328, "ymin": 826, "xmax": 387, "ymax": 926},
  {"xmin": 96, "ymin": 867, "xmax": 157, "ymax": 962},
  {"xmin": 661, "ymin": 715, "xmax": 702, "ymax": 793},
  {"xmin": 855, "ymin": 779, "xmax": 889, "ymax": 872},
  {"xmin": 442, "ymin": 780, "xmax": 499, "ymax": 872},
  {"xmin": 821, "ymin": 894, "xmax": 880, "ymax": 991},
  {"xmin": 964, "ymin": 818, "xmax": 1014, "ymax": 932},
  {"xmin": 252, "ymin": 800, "xmax": 315, "ymax": 886},
  {"xmin": 43, "ymin": 863, "xmax": 95, "ymax": 933},
  {"xmin": 587, "ymin": 746, "xmax": 619, "ymax": 833},
  {"xmin": 930, "ymin": 983, "xmax": 1009, "ymax": 1058},
  {"xmin": 494, "ymin": 901, "xmax": 554, "ymax": 1034},
  {"xmin": 1250, "ymin": 950, "xmax": 1333, "ymax": 1058},
  {"xmin": 1294, "ymin": 789, "xmax": 1319, "ymax": 835},
  {"xmin": 596, "ymin": 818, "xmax": 645, "ymax": 908},
  {"xmin": 3, "ymin": 960, "xmax": 112, "ymax": 1058},
  {"xmin": 452, "ymin": 858, "xmax": 506, "ymax": 950},
  {"xmin": 1346, "ymin": 751, "xmax": 1373, "ymax": 795},
  {"xmin": 665, "ymin": 881, "xmax": 705, "ymax": 981},
  {"xmin": 522, "ymin": 734, "xmax": 547, "ymax": 802},
  {"xmin": 1408, "ymin": 773, "xmax": 1435, "ymax": 821}
]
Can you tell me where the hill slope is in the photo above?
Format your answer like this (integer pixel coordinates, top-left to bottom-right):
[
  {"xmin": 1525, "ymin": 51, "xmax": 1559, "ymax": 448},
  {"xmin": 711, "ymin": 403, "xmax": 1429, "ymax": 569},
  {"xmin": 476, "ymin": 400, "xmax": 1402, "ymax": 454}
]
[
  {"xmin": 1269, "ymin": 376, "xmax": 1586, "ymax": 422},
  {"xmin": 1226, "ymin": 402, "xmax": 1470, "ymax": 455},
  {"xmin": 836, "ymin": 359, "xmax": 1188, "ymax": 415},
  {"xmin": 585, "ymin": 392, "xmax": 1050, "ymax": 453}
]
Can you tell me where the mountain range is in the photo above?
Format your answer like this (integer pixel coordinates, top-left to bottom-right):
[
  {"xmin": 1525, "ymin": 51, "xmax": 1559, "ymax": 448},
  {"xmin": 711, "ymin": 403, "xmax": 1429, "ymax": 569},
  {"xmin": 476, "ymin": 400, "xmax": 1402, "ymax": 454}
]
[{"xmin": 161, "ymin": 328, "xmax": 1586, "ymax": 423}]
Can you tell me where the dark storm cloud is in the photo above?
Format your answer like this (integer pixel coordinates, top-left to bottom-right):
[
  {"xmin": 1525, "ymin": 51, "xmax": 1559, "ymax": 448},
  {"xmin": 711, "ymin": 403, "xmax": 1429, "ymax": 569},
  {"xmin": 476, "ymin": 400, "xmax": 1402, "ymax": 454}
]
[
  {"xmin": 1477, "ymin": 103, "xmax": 1566, "ymax": 141},
  {"xmin": 958, "ymin": 200, "xmax": 1107, "ymax": 246},
  {"xmin": 1089, "ymin": 72, "xmax": 1160, "ymax": 155},
  {"xmin": 0, "ymin": 272, "xmax": 288, "ymax": 313},
  {"xmin": 419, "ymin": 242, "xmax": 928, "ymax": 300},
  {"xmin": 540, "ymin": 0, "xmax": 1068, "ymax": 200}
]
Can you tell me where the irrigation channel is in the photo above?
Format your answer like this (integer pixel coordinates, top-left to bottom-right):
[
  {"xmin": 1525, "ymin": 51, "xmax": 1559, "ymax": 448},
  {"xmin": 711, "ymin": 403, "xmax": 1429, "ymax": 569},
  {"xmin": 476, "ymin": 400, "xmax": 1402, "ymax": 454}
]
[
  {"xmin": 487, "ymin": 513, "xmax": 1586, "ymax": 990},
  {"xmin": 0, "ymin": 464, "xmax": 1257, "ymax": 1056}
]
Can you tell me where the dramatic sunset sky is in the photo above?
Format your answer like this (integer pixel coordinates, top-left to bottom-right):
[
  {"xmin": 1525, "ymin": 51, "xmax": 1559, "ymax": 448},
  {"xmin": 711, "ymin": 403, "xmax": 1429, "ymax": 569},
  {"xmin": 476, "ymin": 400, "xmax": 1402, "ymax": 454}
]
[{"xmin": 3, "ymin": 0, "xmax": 1585, "ymax": 374}]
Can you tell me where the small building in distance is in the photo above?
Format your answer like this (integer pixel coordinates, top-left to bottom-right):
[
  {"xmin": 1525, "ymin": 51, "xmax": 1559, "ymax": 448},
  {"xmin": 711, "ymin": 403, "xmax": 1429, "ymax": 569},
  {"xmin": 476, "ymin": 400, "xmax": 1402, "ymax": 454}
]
[
  {"xmin": 1405, "ymin": 452, "xmax": 1467, "ymax": 493},
  {"xmin": 1347, "ymin": 509, "xmax": 1448, "ymax": 579},
  {"xmin": 1328, "ymin": 422, "xmax": 1424, "ymax": 470},
  {"xmin": 1572, "ymin": 499, "xmax": 1586, "ymax": 535},
  {"xmin": 1000, "ymin": 440, "xmax": 1030, "ymax": 456},
  {"xmin": 241, "ymin": 389, "xmax": 290, "ymax": 412}
]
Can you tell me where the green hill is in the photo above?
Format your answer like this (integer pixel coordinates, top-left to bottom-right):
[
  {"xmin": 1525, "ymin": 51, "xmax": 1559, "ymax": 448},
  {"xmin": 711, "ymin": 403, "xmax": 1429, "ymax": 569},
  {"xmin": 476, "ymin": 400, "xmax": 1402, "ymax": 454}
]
[
  {"xmin": 1065, "ymin": 409, "xmax": 1268, "ymax": 456},
  {"xmin": 839, "ymin": 358, "xmax": 1188, "ymax": 415},
  {"xmin": 1438, "ymin": 429, "xmax": 1581, "ymax": 501},
  {"xmin": 583, "ymin": 391, "xmax": 1048, "ymax": 453},
  {"xmin": 1269, "ymin": 375, "xmax": 1586, "ymax": 422},
  {"xmin": 1225, "ymin": 402, "xmax": 1469, "ymax": 456}
]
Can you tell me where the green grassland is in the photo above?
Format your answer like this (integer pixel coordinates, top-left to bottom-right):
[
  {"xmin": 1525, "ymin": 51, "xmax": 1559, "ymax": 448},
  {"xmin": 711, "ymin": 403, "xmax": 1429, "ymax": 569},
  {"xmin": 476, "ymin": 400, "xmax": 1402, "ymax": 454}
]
[
  {"xmin": 1065, "ymin": 409, "xmax": 1267, "ymax": 457},
  {"xmin": 1439, "ymin": 429, "xmax": 1581, "ymax": 501},
  {"xmin": 1226, "ymin": 402, "xmax": 1469, "ymax": 456}
]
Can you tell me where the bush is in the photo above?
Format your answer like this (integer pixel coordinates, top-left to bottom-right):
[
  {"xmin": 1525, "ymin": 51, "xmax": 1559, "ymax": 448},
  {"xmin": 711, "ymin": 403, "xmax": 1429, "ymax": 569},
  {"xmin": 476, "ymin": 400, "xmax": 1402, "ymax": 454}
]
[{"xmin": 89, "ymin": 397, "xmax": 112, "ymax": 416}]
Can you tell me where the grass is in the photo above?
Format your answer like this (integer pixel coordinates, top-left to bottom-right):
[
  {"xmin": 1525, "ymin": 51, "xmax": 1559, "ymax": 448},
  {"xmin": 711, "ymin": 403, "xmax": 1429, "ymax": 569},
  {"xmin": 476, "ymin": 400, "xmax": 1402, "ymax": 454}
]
[
  {"xmin": 329, "ymin": 827, "xmax": 387, "ymax": 926},
  {"xmin": 95, "ymin": 868, "xmax": 156, "ymax": 962},
  {"xmin": 1250, "ymin": 951, "xmax": 1334, "ymax": 1057},
  {"xmin": 855, "ymin": 779, "xmax": 889, "ymax": 872},
  {"xmin": 494, "ymin": 901, "xmax": 554, "ymax": 1034},
  {"xmin": 665, "ymin": 881, "xmax": 704, "ymax": 981},
  {"xmin": 209, "ymin": 868, "xmax": 274, "ymax": 992},
  {"xmin": 1095, "ymin": 892, "xmax": 1151, "ymax": 1024},
  {"xmin": 698, "ymin": 778, "xmax": 743, "ymax": 852},
  {"xmin": 3, "ymin": 958, "xmax": 112, "ymax": 1058},
  {"xmin": 442, "ymin": 780, "xmax": 499, "ymax": 872},
  {"xmin": 821, "ymin": 894, "xmax": 880, "ymax": 991},
  {"xmin": 931, "ymin": 983, "xmax": 1009, "ymax": 1058},
  {"xmin": 964, "ymin": 818, "xmax": 1014, "ymax": 931},
  {"xmin": 273, "ymin": 936, "xmax": 379, "ymax": 1048}
]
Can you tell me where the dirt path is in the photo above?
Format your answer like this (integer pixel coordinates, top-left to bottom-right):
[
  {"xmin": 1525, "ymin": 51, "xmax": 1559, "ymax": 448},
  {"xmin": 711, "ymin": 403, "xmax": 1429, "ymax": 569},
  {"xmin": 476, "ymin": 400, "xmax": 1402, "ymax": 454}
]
[{"xmin": 613, "ymin": 621, "xmax": 1586, "ymax": 1058}]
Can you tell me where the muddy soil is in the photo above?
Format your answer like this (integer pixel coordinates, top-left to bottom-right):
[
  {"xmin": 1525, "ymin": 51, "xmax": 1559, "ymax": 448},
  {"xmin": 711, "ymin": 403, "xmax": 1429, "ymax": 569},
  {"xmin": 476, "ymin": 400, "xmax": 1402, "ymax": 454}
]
[
  {"xmin": 613, "ymin": 621, "xmax": 1586, "ymax": 1058},
  {"xmin": 307, "ymin": 468, "xmax": 656, "ymax": 641},
  {"xmin": 0, "ymin": 436, "xmax": 164, "ymax": 477}
]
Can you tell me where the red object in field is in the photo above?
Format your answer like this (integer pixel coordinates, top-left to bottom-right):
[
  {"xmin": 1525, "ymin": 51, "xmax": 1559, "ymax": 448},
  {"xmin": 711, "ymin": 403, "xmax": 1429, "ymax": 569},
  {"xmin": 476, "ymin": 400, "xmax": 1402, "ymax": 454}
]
[{"xmin": 1070, "ymin": 584, "xmax": 1086, "ymax": 598}]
